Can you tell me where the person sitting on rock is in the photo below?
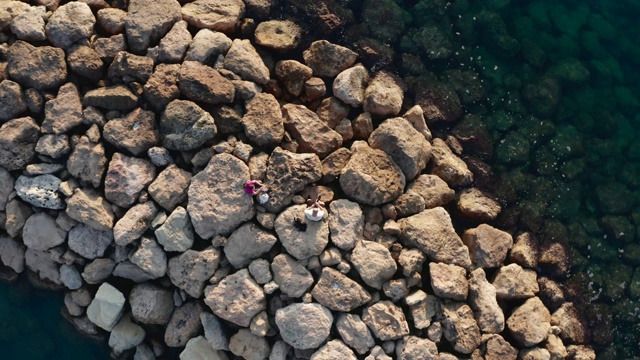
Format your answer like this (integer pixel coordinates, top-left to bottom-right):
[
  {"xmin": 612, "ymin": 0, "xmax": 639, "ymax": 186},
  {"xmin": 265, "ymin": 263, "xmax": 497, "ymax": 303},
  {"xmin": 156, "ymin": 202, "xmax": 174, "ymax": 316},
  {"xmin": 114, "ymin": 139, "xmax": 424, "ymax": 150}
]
[
  {"xmin": 304, "ymin": 195, "xmax": 325, "ymax": 221},
  {"xmin": 244, "ymin": 180, "xmax": 269, "ymax": 204}
]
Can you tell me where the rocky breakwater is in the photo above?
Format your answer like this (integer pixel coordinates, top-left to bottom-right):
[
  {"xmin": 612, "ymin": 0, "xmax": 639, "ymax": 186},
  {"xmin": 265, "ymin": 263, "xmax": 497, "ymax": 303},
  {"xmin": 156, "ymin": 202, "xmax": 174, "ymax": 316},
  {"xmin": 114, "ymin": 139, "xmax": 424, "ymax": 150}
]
[{"xmin": 0, "ymin": 0, "xmax": 595, "ymax": 359}]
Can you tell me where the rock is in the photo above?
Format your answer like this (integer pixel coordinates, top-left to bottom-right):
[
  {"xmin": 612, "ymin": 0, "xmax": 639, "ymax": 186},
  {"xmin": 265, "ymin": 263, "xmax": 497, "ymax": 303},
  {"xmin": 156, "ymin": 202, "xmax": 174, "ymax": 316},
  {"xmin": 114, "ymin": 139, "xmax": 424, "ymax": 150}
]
[
  {"xmin": 415, "ymin": 81, "xmax": 463, "ymax": 123},
  {"xmin": 328, "ymin": 199, "xmax": 364, "ymax": 250},
  {"xmin": 336, "ymin": 314, "xmax": 375, "ymax": 355},
  {"xmin": 0, "ymin": 235, "xmax": 26, "ymax": 273},
  {"xmin": 67, "ymin": 45, "xmax": 104, "ymax": 81},
  {"xmin": 113, "ymin": 202, "xmax": 157, "ymax": 246},
  {"xmin": 155, "ymin": 20, "xmax": 191, "ymax": 63},
  {"xmin": 262, "ymin": 148, "xmax": 322, "ymax": 212},
  {"xmin": 68, "ymin": 224, "xmax": 112, "ymax": 259},
  {"xmin": 7, "ymin": 41, "xmax": 67, "ymax": 90},
  {"xmin": 143, "ymin": 64, "xmax": 181, "ymax": 112},
  {"xmin": 405, "ymin": 174, "xmax": 454, "ymax": 209},
  {"xmin": 393, "ymin": 192, "xmax": 425, "ymax": 218},
  {"xmin": 0, "ymin": 116, "xmax": 40, "ymax": 171},
  {"xmin": 82, "ymin": 85, "xmax": 139, "ymax": 110},
  {"xmin": 507, "ymin": 297, "xmax": 551, "ymax": 347},
  {"xmin": 430, "ymin": 138, "xmax": 473, "ymax": 187},
  {"xmin": 224, "ymin": 39, "xmax": 269, "ymax": 84},
  {"xmin": 332, "ymin": 64, "xmax": 369, "ymax": 107},
  {"xmin": 109, "ymin": 314, "xmax": 146, "ymax": 355},
  {"xmin": 181, "ymin": 336, "xmax": 228, "ymax": 360},
  {"xmin": 125, "ymin": 0, "xmax": 182, "ymax": 54},
  {"xmin": 229, "ymin": 329, "xmax": 270, "ymax": 360},
  {"xmin": 168, "ymin": 247, "xmax": 220, "ymax": 297},
  {"xmin": 224, "ymin": 222, "xmax": 276, "ymax": 268},
  {"xmin": 271, "ymin": 253, "xmax": 314, "ymax": 298},
  {"xmin": 65, "ymin": 188, "xmax": 115, "ymax": 232},
  {"xmin": 35, "ymin": 134, "xmax": 69, "ymax": 159},
  {"xmin": 519, "ymin": 347, "xmax": 549, "ymax": 360},
  {"xmin": 87, "ymin": 282, "xmax": 125, "ymax": 331},
  {"xmin": 429, "ymin": 262, "xmax": 468, "ymax": 301},
  {"xmin": 396, "ymin": 336, "xmax": 439, "ymax": 360},
  {"xmin": 165, "ymin": 301, "xmax": 205, "ymax": 347},
  {"xmin": 484, "ymin": 335, "xmax": 518, "ymax": 360},
  {"xmin": 362, "ymin": 300, "xmax": 410, "ymax": 341},
  {"xmin": 340, "ymin": 141, "xmax": 405, "ymax": 206},
  {"xmin": 303, "ymin": 40, "xmax": 358, "ymax": 78},
  {"xmin": 312, "ymin": 267, "xmax": 371, "ymax": 311},
  {"xmin": 129, "ymin": 283, "xmax": 174, "ymax": 325},
  {"xmin": 468, "ymin": 268, "xmax": 504, "ymax": 334},
  {"xmin": 0, "ymin": 80, "xmax": 27, "ymax": 122},
  {"xmin": 14, "ymin": 174, "xmax": 65, "ymax": 210},
  {"xmin": 82, "ymin": 258, "xmax": 116, "ymax": 284},
  {"xmin": 462, "ymin": 224, "xmax": 513, "ymax": 269},
  {"xmin": 566, "ymin": 345, "xmax": 595, "ymax": 360},
  {"xmin": 275, "ymin": 303, "xmax": 333, "ymax": 349},
  {"xmin": 93, "ymin": 34, "xmax": 127, "ymax": 61},
  {"xmin": 398, "ymin": 207, "xmax": 472, "ymax": 268},
  {"xmin": 67, "ymin": 130, "xmax": 107, "ymax": 188},
  {"xmin": 366, "ymin": 346, "xmax": 393, "ymax": 360},
  {"xmin": 398, "ymin": 248, "xmax": 426, "ymax": 277},
  {"xmin": 103, "ymin": 108, "xmax": 159, "ymax": 156},
  {"xmin": 363, "ymin": 71, "xmax": 404, "ymax": 117},
  {"xmin": 130, "ymin": 236, "xmax": 167, "ymax": 278},
  {"xmin": 0, "ymin": 2, "xmax": 31, "ymax": 31},
  {"xmin": 403, "ymin": 105, "xmax": 432, "ymax": 141},
  {"xmin": 160, "ymin": 100, "xmax": 217, "ymax": 151},
  {"xmin": 45, "ymin": 2, "xmax": 94, "ymax": 49},
  {"xmin": 551, "ymin": 303, "xmax": 589, "ymax": 344},
  {"xmin": 178, "ymin": 61, "xmax": 235, "ymax": 105},
  {"xmin": 108, "ymin": 52, "xmax": 151, "ymax": 82},
  {"xmin": 147, "ymin": 146, "xmax": 173, "ymax": 167},
  {"xmin": 10, "ymin": 6, "xmax": 47, "ymax": 42},
  {"xmin": 315, "ymin": 96, "xmax": 350, "ymax": 129},
  {"xmin": 204, "ymin": 269, "xmax": 266, "ymax": 327},
  {"xmin": 311, "ymin": 340, "xmax": 356, "ymax": 360},
  {"xmin": 182, "ymin": 0, "xmax": 244, "ymax": 32},
  {"xmin": 457, "ymin": 188, "xmax": 501, "ymax": 221},
  {"xmin": 22, "ymin": 212, "xmax": 66, "ymax": 251},
  {"xmin": 274, "ymin": 204, "xmax": 329, "ymax": 260},
  {"xmin": 105, "ymin": 153, "xmax": 155, "ymax": 208},
  {"xmin": 248, "ymin": 259, "xmax": 271, "ymax": 284},
  {"xmin": 188, "ymin": 153, "xmax": 255, "ymax": 238},
  {"xmin": 242, "ymin": 92, "xmax": 284, "ymax": 147},
  {"xmin": 493, "ymin": 263, "xmax": 539, "ymax": 300},
  {"xmin": 147, "ymin": 165, "xmax": 191, "ymax": 213},
  {"xmin": 275, "ymin": 60, "xmax": 313, "ymax": 97},
  {"xmin": 350, "ymin": 240, "xmax": 396, "ymax": 289},
  {"xmin": 282, "ymin": 104, "xmax": 342, "ymax": 158},
  {"xmin": 441, "ymin": 302, "xmax": 481, "ymax": 354},
  {"xmin": 255, "ymin": 20, "xmax": 301, "ymax": 51},
  {"xmin": 509, "ymin": 232, "xmax": 538, "ymax": 268},
  {"xmin": 155, "ymin": 207, "xmax": 195, "ymax": 252},
  {"xmin": 201, "ymin": 312, "xmax": 229, "ymax": 351},
  {"xmin": 96, "ymin": 8, "xmax": 126, "ymax": 34},
  {"xmin": 113, "ymin": 260, "xmax": 157, "ymax": 283},
  {"xmin": 25, "ymin": 248, "xmax": 62, "ymax": 285}
]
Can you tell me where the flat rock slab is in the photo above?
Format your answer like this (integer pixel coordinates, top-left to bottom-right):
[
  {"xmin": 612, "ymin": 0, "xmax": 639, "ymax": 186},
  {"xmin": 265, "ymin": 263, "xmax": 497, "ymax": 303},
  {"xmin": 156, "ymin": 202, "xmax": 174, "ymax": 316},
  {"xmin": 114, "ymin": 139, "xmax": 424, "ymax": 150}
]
[
  {"xmin": 283, "ymin": 104, "xmax": 342, "ymax": 158},
  {"xmin": 66, "ymin": 188, "xmax": 115, "ymax": 232},
  {"xmin": 254, "ymin": 19, "xmax": 301, "ymax": 51},
  {"xmin": 83, "ymin": 85, "xmax": 138, "ymax": 110},
  {"xmin": 276, "ymin": 303, "xmax": 333, "ymax": 350},
  {"xmin": 204, "ymin": 269, "xmax": 265, "ymax": 327},
  {"xmin": 275, "ymin": 205, "xmax": 329, "ymax": 260},
  {"xmin": 178, "ymin": 61, "xmax": 235, "ymax": 105},
  {"xmin": 311, "ymin": 267, "xmax": 371, "ymax": 312},
  {"xmin": 14, "ymin": 174, "xmax": 65, "ymax": 209}
]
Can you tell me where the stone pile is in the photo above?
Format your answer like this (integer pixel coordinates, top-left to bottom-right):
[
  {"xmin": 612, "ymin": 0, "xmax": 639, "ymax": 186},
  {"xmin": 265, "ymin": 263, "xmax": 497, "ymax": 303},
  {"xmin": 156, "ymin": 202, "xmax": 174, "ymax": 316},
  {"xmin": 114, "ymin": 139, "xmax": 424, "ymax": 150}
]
[{"xmin": 0, "ymin": 0, "xmax": 595, "ymax": 359}]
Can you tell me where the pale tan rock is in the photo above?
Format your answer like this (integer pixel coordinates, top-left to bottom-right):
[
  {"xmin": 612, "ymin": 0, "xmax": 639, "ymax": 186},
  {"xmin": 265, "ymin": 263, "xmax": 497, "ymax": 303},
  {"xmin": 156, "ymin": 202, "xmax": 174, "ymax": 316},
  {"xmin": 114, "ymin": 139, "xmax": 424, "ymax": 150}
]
[
  {"xmin": 441, "ymin": 302, "xmax": 481, "ymax": 354},
  {"xmin": 255, "ymin": 19, "xmax": 301, "ymax": 51},
  {"xmin": 493, "ymin": 263, "xmax": 539, "ymax": 300},
  {"xmin": 182, "ymin": 0, "xmax": 245, "ymax": 33},
  {"xmin": 350, "ymin": 240, "xmax": 397, "ymax": 289},
  {"xmin": 462, "ymin": 224, "xmax": 513, "ymax": 268},
  {"xmin": 204, "ymin": 269, "xmax": 266, "ymax": 327},
  {"xmin": 468, "ymin": 268, "xmax": 504, "ymax": 334},
  {"xmin": 507, "ymin": 297, "xmax": 551, "ymax": 347},
  {"xmin": 429, "ymin": 262, "xmax": 468, "ymax": 301},
  {"xmin": 362, "ymin": 301, "xmax": 410, "ymax": 341},
  {"xmin": 275, "ymin": 303, "xmax": 333, "ymax": 350},
  {"xmin": 229, "ymin": 329, "xmax": 270, "ymax": 360},
  {"xmin": 457, "ymin": 187, "xmax": 502, "ymax": 221}
]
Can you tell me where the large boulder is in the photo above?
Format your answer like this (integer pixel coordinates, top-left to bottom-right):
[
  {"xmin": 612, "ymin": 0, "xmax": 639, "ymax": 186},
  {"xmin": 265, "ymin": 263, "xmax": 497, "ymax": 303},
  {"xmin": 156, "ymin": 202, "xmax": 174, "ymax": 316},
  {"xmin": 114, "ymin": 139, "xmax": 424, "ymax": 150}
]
[
  {"xmin": 113, "ymin": 202, "xmax": 158, "ymax": 246},
  {"xmin": 14, "ymin": 174, "xmax": 65, "ymax": 210},
  {"xmin": 155, "ymin": 206, "xmax": 195, "ymax": 252},
  {"xmin": 41, "ymin": 82, "xmax": 83, "ymax": 135},
  {"xmin": 271, "ymin": 254, "xmax": 314, "ymax": 298},
  {"xmin": 441, "ymin": 302, "xmax": 482, "ymax": 354},
  {"xmin": 224, "ymin": 222, "xmax": 277, "ymax": 268},
  {"xmin": 242, "ymin": 92, "xmax": 284, "ymax": 147},
  {"xmin": 147, "ymin": 164, "xmax": 192, "ymax": 212},
  {"xmin": 65, "ymin": 188, "xmax": 115, "ymax": 232},
  {"xmin": 328, "ymin": 199, "xmax": 364, "ymax": 250},
  {"xmin": 350, "ymin": 240, "xmax": 397, "ymax": 289},
  {"xmin": 363, "ymin": 71, "xmax": 404, "ymax": 117},
  {"xmin": 68, "ymin": 224, "xmax": 113, "ymax": 259},
  {"xmin": 462, "ymin": 224, "xmax": 513, "ymax": 268},
  {"xmin": 468, "ymin": 268, "xmax": 504, "ymax": 334},
  {"xmin": 22, "ymin": 212, "xmax": 66, "ymax": 251},
  {"xmin": 129, "ymin": 283, "xmax": 174, "ymax": 325},
  {"xmin": 430, "ymin": 138, "xmax": 473, "ymax": 187},
  {"xmin": 311, "ymin": 267, "xmax": 371, "ymax": 312},
  {"xmin": 507, "ymin": 297, "xmax": 551, "ymax": 347}
]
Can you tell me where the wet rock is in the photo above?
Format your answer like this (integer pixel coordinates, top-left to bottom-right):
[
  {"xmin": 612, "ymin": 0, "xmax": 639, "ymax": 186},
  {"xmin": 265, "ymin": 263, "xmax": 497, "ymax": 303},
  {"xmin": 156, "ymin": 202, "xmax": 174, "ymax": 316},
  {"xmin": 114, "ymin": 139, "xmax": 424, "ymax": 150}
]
[
  {"xmin": 442, "ymin": 302, "xmax": 481, "ymax": 354},
  {"xmin": 275, "ymin": 204, "xmax": 329, "ymax": 260},
  {"xmin": 105, "ymin": 153, "xmax": 155, "ymax": 208},
  {"xmin": 255, "ymin": 19, "xmax": 301, "ymax": 51},
  {"xmin": 148, "ymin": 164, "xmax": 191, "ymax": 212},
  {"xmin": 303, "ymin": 40, "xmax": 358, "ymax": 78},
  {"xmin": 340, "ymin": 141, "xmax": 405, "ymax": 206},
  {"xmin": 103, "ymin": 108, "xmax": 159, "ymax": 156},
  {"xmin": 350, "ymin": 240, "xmax": 397, "ymax": 289},
  {"xmin": 262, "ymin": 148, "xmax": 322, "ymax": 213},
  {"xmin": 493, "ymin": 263, "xmax": 539, "ymax": 300},
  {"xmin": 143, "ymin": 64, "xmax": 180, "ymax": 112},
  {"xmin": 7, "ymin": 41, "xmax": 67, "ymax": 90},
  {"xmin": 160, "ymin": 100, "xmax": 217, "ymax": 151},
  {"xmin": 0, "ymin": 116, "xmax": 40, "ymax": 171},
  {"xmin": 462, "ymin": 224, "xmax": 513, "ymax": 269},
  {"xmin": 415, "ymin": 81, "xmax": 462, "ymax": 123},
  {"xmin": 396, "ymin": 336, "xmax": 439, "ymax": 360},
  {"xmin": 507, "ymin": 297, "xmax": 551, "ymax": 347},
  {"xmin": 182, "ymin": 0, "xmax": 245, "ymax": 33},
  {"xmin": 23, "ymin": 212, "xmax": 66, "ymax": 251},
  {"xmin": 362, "ymin": 300, "xmax": 410, "ymax": 341},
  {"xmin": 224, "ymin": 222, "xmax": 277, "ymax": 268},
  {"xmin": 0, "ymin": 80, "xmax": 27, "ymax": 122},
  {"xmin": 14, "ymin": 174, "xmax": 65, "ymax": 210},
  {"xmin": 242, "ymin": 92, "xmax": 284, "ymax": 147},
  {"xmin": 129, "ymin": 283, "xmax": 173, "ymax": 325},
  {"xmin": 188, "ymin": 153, "xmax": 255, "ymax": 238},
  {"xmin": 82, "ymin": 85, "xmax": 138, "ymax": 110},
  {"xmin": 457, "ymin": 188, "xmax": 501, "ymax": 221},
  {"xmin": 10, "ymin": 6, "xmax": 47, "ymax": 42},
  {"xmin": 178, "ymin": 61, "xmax": 235, "ymax": 105},
  {"xmin": 398, "ymin": 207, "xmax": 472, "ymax": 268},
  {"xmin": 312, "ymin": 267, "xmax": 371, "ymax": 311},
  {"xmin": 224, "ymin": 39, "xmax": 270, "ymax": 84},
  {"xmin": 429, "ymin": 262, "xmax": 468, "ymax": 301},
  {"xmin": 0, "ymin": 235, "xmax": 26, "ymax": 273},
  {"xmin": 165, "ymin": 301, "xmax": 205, "ymax": 347},
  {"xmin": 82, "ymin": 258, "xmax": 115, "ymax": 284},
  {"xmin": 113, "ymin": 202, "xmax": 157, "ymax": 246},
  {"xmin": 65, "ymin": 188, "xmax": 115, "ymax": 232},
  {"xmin": 328, "ymin": 199, "xmax": 364, "ymax": 250},
  {"xmin": 336, "ymin": 313, "xmax": 375, "ymax": 355},
  {"xmin": 125, "ymin": 0, "xmax": 181, "ymax": 54},
  {"xmin": 311, "ymin": 340, "xmax": 356, "ymax": 360},
  {"xmin": 283, "ymin": 104, "xmax": 342, "ymax": 158},
  {"xmin": 168, "ymin": 247, "xmax": 221, "ymax": 297},
  {"xmin": 45, "ymin": 2, "xmax": 95, "ymax": 49},
  {"xmin": 271, "ymin": 253, "xmax": 314, "ymax": 298},
  {"xmin": 276, "ymin": 303, "xmax": 333, "ymax": 349},
  {"xmin": 155, "ymin": 206, "xmax": 194, "ymax": 252},
  {"xmin": 68, "ymin": 224, "xmax": 113, "ymax": 259},
  {"xmin": 468, "ymin": 268, "xmax": 504, "ymax": 334},
  {"xmin": 229, "ymin": 329, "xmax": 270, "ymax": 360},
  {"xmin": 204, "ymin": 269, "xmax": 266, "ymax": 327},
  {"xmin": 87, "ymin": 282, "xmax": 125, "ymax": 331},
  {"xmin": 595, "ymin": 182, "xmax": 635, "ymax": 215},
  {"xmin": 551, "ymin": 302, "xmax": 589, "ymax": 344},
  {"xmin": 522, "ymin": 78, "xmax": 560, "ymax": 118},
  {"xmin": 275, "ymin": 60, "xmax": 313, "ymax": 97},
  {"xmin": 363, "ymin": 71, "xmax": 404, "ymax": 117},
  {"xmin": 109, "ymin": 314, "xmax": 146, "ymax": 355}
]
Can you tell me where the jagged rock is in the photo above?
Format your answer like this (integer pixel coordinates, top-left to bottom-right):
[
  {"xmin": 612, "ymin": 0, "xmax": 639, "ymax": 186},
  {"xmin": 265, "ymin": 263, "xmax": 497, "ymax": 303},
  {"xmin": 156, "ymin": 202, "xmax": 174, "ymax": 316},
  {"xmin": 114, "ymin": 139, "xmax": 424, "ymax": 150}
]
[
  {"xmin": 67, "ymin": 129, "xmax": 107, "ymax": 188},
  {"xmin": 224, "ymin": 222, "xmax": 277, "ymax": 268},
  {"xmin": 125, "ymin": 0, "xmax": 182, "ymax": 54},
  {"xmin": 129, "ymin": 283, "xmax": 174, "ymax": 325},
  {"xmin": 303, "ymin": 40, "xmax": 358, "ymax": 77},
  {"xmin": 81, "ymin": 258, "xmax": 115, "ymax": 284},
  {"xmin": 0, "ymin": 2, "xmax": 31, "ymax": 31},
  {"xmin": 68, "ymin": 224, "xmax": 113, "ymax": 259},
  {"xmin": 271, "ymin": 253, "xmax": 314, "ymax": 298},
  {"xmin": 0, "ymin": 168, "xmax": 12, "ymax": 211},
  {"xmin": 275, "ymin": 204, "xmax": 329, "ymax": 259},
  {"xmin": 283, "ymin": 104, "xmax": 342, "ymax": 158},
  {"xmin": 22, "ymin": 212, "xmax": 66, "ymax": 251},
  {"xmin": 160, "ymin": 99, "xmax": 217, "ymax": 151},
  {"xmin": 130, "ymin": 236, "xmax": 167, "ymax": 278},
  {"xmin": 366, "ymin": 346, "xmax": 393, "ymax": 360},
  {"xmin": 188, "ymin": 153, "xmax": 255, "ymax": 238},
  {"xmin": 182, "ymin": 0, "xmax": 245, "ymax": 33},
  {"xmin": 109, "ymin": 314, "xmax": 146, "ymax": 355},
  {"xmin": 10, "ymin": 6, "xmax": 47, "ymax": 42},
  {"xmin": 93, "ymin": 34, "xmax": 127, "ymax": 61},
  {"xmin": 105, "ymin": 153, "xmax": 155, "ymax": 208},
  {"xmin": 0, "ymin": 116, "xmax": 40, "ymax": 171},
  {"xmin": 275, "ymin": 60, "xmax": 313, "ymax": 97},
  {"xmin": 507, "ymin": 297, "xmax": 551, "ymax": 347},
  {"xmin": 312, "ymin": 267, "xmax": 371, "ymax": 311},
  {"xmin": 462, "ymin": 224, "xmax": 513, "ymax": 269},
  {"xmin": 551, "ymin": 302, "xmax": 589, "ymax": 344},
  {"xmin": 398, "ymin": 248, "xmax": 426, "ymax": 277},
  {"xmin": 14, "ymin": 174, "xmax": 65, "ymax": 210},
  {"xmin": 254, "ymin": 19, "xmax": 301, "ymax": 51},
  {"xmin": 396, "ymin": 336, "xmax": 439, "ymax": 360},
  {"xmin": 113, "ymin": 202, "xmax": 157, "ymax": 246},
  {"xmin": 204, "ymin": 269, "xmax": 266, "ymax": 327},
  {"xmin": 0, "ymin": 80, "xmax": 27, "ymax": 121},
  {"xmin": 442, "ymin": 302, "xmax": 482, "ymax": 354},
  {"xmin": 403, "ymin": 105, "xmax": 432, "ymax": 141},
  {"xmin": 143, "ymin": 64, "xmax": 181, "ymax": 112},
  {"xmin": 429, "ymin": 262, "xmax": 468, "ymax": 301},
  {"xmin": 276, "ymin": 303, "xmax": 333, "ymax": 349},
  {"xmin": 430, "ymin": 138, "xmax": 473, "ymax": 187},
  {"xmin": 0, "ymin": 235, "xmax": 26, "ymax": 273},
  {"xmin": 328, "ymin": 199, "xmax": 364, "ymax": 250},
  {"xmin": 67, "ymin": 45, "xmax": 104, "ymax": 81},
  {"xmin": 181, "ymin": 336, "xmax": 228, "ymax": 360},
  {"xmin": 224, "ymin": 39, "xmax": 270, "ymax": 84},
  {"xmin": 362, "ymin": 301, "xmax": 410, "ymax": 341},
  {"xmin": 168, "ymin": 247, "xmax": 220, "ymax": 297},
  {"xmin": 398, "ymin": 207, "xmax": 472, "ymax": 268},
  {"xmin": 155, "ymin": 206, "xmax": 195, "ymax": 252},
  {"xmin": 332, "ymin": 64, "xmax": 369, "ymax": 107},
  {"xmin": 154, "ymin": 20, "xmax": 191, "ymax": 63},
  {"xmin": 65, "ymin": 188, "xmax": 115, "ymax": 232},
  {"xmin": 363, "ymin": 71, "xmax": 404, "ymax": 117},
  {"xmin": 103, "ymin": 108, "xmax": 159, "ymax": 156},
  {"xmin": 107, "ymin": 51, "xmax": 153, "ymax": 83},
  {"xmin": 242, "ymin": 92, "xmax": 284, "ymax": 147},
  {"xmin": 87, "ymin": 282, "xmax": 126, "ymax": 331},
  {"xmin": 45, "ymin": 2, "xmax": 95, "ymax": 49},
  {"xmin": 7, "ymin": 41, "xmax": 67, "ymax": 90},
  {"xmin": 509, "ymin": 232, "xmax": 538, "ymax": 268},
  {"xmin": 493, "ymin": 263, "xmax": 539, "ymax": 300},
  {"xmin": 406, "ymin": 174, "xmax": 454, "ymax": 209},
  {"xmin": 25, "ymin": 248, "xmax": 62, "ymax": 285},
  {"xmin": 165, "ymin": 301, "xmax": 205, "ymax": 347},
  {"xmin": 336, "ymin": 314, "xmax": 375, "ymax": 355},
  {"xmin": 229, "ymin": 329, "xmax": 270, "ymax": 360},
  {"xmin": 350, "ymin": 240, "xmax": 397, "ymax": 289},
  {"xmin": 468, "ymin": 268, "xmax": 504, "ymax": 334},
  {"xmin": 484, "ymin": 335, "xmax": 518, "ymax": 360},
  {"xmin": 178, "ymin": 61, "xmax": 235, "ymax": 105},
  {"xmin": 457, "ymin": 187, "xmax": 502, "ymax": 221},
  {"xmin": 393, "ymin": 192, "xmax": 425, "ymax": 218},
  {"xmin": 311, "ymin": 340, "xmax": 356, "ymax": 360},
  {"xmin": 201, "ymin": 312, "xmax": 230, "ymax": 351},
  {"xmin": 82, "ymin": 85, "xmax": 138, "ymax": 110},
  {"xmin": 340, "ymin": 141, "xmax": 405, "ymax": 206}
]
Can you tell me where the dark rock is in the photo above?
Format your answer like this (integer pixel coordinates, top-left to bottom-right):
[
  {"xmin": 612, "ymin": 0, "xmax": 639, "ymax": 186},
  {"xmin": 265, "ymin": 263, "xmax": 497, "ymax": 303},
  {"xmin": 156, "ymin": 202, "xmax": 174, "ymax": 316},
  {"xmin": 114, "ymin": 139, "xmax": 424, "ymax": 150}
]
[
  {"xmin": 303, "ymin": 40, "xmax": 358, "ymax": 78},
  {"xmin": 0, "ymin": 116, "xmax": 40, "ymax": 171},
  {"xmin": 7, "ymin": 41, "xmax": 67, "ymax": 90},
  {"xmin": 83, "ymin": 85, "xmax": 138, "ymax": 110}
]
